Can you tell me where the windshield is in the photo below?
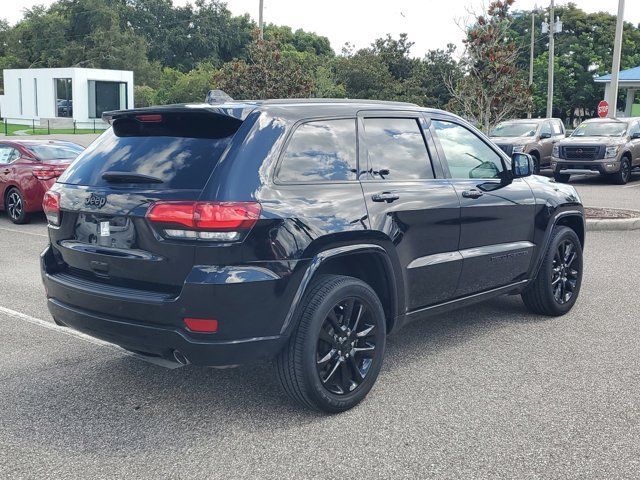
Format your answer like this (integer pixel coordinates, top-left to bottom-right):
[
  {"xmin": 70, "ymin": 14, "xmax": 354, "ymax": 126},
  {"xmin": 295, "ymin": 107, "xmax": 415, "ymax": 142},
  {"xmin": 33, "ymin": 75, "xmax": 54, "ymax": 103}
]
[
  {"xmin": 572, "ymin": 122, "xmax": 627, "ymax": 137},
  {"xmin": 28, "ymin": 144, "xmax": 84, "ymax": 160},
  {"xmin": 489, "ymin": 122, "xmax": 538, "ymax": 138}
]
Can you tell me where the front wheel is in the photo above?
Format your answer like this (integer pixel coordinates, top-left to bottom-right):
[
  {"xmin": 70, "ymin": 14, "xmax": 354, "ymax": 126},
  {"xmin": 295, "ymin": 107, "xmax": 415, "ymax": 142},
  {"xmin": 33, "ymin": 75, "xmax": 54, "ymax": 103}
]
[
  {"xmin": 276, "ymin": 275, "xmax": 386, "ymax": 412},
  {"xmin": 522, "ymin": 226, "xmax": 583, "ymax": 316},
  {"xmin": 610, "ymin": 158, "xmax": 631, "ymax": 185}
]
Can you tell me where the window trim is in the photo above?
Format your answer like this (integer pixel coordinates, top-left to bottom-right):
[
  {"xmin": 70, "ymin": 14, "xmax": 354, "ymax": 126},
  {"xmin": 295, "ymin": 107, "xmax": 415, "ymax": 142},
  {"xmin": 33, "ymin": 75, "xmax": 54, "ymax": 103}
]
[
  {"xmin": 273, "ymin": 116, "xmax": 360, "ymax": 185},
  {"xmin": 428, "ymin": 115, "xmax": 511, "ymax": 181},
  {"xmin": 357, "ymin": 110, "xmax": 438, "ymax": 183}
]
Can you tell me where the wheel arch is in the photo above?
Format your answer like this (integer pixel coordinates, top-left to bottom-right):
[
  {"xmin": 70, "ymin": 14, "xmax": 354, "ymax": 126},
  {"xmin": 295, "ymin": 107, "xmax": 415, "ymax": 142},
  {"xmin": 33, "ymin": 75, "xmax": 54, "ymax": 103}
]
[
  {"xmin": 280, "ymin": 244, "xmax": 401, "ymax": 335},
  {"xmin": 530, "ymin": 210, "xmax": 585, "ymax": 281}
]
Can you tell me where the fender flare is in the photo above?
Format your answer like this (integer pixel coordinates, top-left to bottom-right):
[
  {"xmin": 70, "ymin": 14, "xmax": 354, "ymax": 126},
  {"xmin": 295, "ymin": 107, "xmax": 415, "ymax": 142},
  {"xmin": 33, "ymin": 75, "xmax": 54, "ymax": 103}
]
[
  {"xmin": 279, "ymin": 244, "xmax": 399, "ymax": 334},
  {"xmin": 530, "ymin": 209, "xmax": 585, "ymax": 281}
]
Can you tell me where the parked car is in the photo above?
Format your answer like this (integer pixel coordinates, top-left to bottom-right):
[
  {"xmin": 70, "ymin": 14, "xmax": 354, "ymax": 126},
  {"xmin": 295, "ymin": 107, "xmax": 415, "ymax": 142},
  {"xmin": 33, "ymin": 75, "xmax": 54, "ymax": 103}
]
[
  {"xmin": 551, "ymin": 117, "xmax": 640, "ymax": 184},
  {"xmin": 0, "ymin": 139, "xmax": 84, "ymax": 224},
  {"xmin": 41, "ymin": 101, "xmax": 585, "ymax": 412},
  {"xmin": 490, "ymin": 118, "xmax": 566, "ymax": 173}
]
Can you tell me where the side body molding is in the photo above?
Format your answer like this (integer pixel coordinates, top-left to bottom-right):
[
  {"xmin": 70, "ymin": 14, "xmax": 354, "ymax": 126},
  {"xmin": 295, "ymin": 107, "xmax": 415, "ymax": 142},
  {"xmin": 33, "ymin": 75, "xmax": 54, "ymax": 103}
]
[{"xmin": 279, "ymin": 244, "xmax": 398, "ymax": 334}]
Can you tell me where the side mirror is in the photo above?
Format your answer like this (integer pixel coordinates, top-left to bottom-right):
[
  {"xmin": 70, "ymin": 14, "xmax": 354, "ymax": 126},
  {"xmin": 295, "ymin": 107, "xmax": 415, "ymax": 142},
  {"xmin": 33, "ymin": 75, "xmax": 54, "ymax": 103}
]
[
  {"xmin": 540, "ymin": 132, "xmax": 552, "ymax": 139},
  {"xmin": 512, "ymin": 152, "xmax": 534, "ymax": 178}
]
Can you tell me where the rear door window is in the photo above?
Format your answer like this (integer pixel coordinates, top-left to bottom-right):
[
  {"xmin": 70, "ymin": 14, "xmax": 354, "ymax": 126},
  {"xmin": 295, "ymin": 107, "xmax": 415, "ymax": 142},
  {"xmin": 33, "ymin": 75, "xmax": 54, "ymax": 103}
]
[
  {"xmin": 59, "ymin": 114, "xmax": 240, "ymax": 190},
  {"xmin": 277, "ymin": 119, "xmax": 357, "ymax": 183},
  {"xmin": 363, "ymin": 117, "xmax": 434, "ymax": 180},
  {"xmin": 0, "ymin": 147, "xmax": 20, "ymax": 164}
]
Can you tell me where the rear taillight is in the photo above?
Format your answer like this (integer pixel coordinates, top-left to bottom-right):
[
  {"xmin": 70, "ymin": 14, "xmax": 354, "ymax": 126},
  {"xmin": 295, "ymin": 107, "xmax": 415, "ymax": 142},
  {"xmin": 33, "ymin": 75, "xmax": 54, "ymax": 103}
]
[
  {"xmin": 146, "ymin": 201, "xmax": 261, "ymax": 242},
  {"xmin": 42, "ymin": 191, "xmax": 61, "ymax": 226},
  {"xmin": 33, "ymin": 166, "xmax": 67, "ymax": 181}
]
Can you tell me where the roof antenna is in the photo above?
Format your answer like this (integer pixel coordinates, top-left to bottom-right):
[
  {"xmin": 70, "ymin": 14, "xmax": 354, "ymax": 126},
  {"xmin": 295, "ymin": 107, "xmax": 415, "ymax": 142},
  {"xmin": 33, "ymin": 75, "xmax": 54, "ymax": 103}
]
[{"xmin": 206, "ymin": 90, "xmax": 233, "ymax": 104}]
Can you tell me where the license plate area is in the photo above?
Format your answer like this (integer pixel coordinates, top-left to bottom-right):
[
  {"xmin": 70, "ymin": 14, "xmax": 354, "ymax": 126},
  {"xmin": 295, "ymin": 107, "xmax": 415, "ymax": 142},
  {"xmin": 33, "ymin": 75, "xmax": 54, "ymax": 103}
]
[{"xmin": 75, "ymin": 213, "xmax": 136, "ymax": 249}]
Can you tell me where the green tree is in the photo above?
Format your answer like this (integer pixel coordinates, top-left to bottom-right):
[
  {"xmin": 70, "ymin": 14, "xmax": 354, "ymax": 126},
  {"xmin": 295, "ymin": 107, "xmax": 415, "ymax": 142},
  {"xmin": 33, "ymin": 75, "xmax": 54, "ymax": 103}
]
[
  {"xmin": 510, "ymin": 3, "xmax": 640, "ymax": 121},
  {"xmin": 213, "ymin": 33, "xmax": 315, "ymax": 99},
  {"xmin": 265, "ymin": 24, "xmax": 334, "ymax": 57},
  {"xmin": 448, "ymin": 0, "xmax": 532, "ymax": 132}
]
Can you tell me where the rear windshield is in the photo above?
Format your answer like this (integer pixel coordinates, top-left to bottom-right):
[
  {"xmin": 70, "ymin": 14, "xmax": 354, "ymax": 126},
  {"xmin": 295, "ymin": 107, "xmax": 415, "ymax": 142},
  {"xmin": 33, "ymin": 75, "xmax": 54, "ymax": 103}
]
[
  {"xmin": 28, "ymin": 144, "xmax": 83, "ymax": 160},
  {"xmin": 58, "ymin": 114, "xmax": 240, "ymax": 190}
]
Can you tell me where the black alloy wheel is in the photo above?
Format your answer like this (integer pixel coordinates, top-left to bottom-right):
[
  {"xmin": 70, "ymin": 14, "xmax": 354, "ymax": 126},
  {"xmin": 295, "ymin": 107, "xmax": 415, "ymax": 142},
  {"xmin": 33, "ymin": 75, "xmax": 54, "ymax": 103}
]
[
  {"xmin": 551, "ymin": 239, "xmax": 580, "ymax": 305},
  {"xmin": 276, "ymin": 275, "xmax": 386, "ymax": 412},
  {"xmin": 316, "ymin": 297, "xmax": 378, "ymax": 395},
  {"xmin": 521, "ymin": 226, "xmax": 583, "ymax": 316}
]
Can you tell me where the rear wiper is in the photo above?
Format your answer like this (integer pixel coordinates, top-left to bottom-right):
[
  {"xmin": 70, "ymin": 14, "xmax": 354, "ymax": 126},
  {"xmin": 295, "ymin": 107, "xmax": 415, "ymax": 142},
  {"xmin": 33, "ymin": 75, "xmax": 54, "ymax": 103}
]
[{"xmin": 101, "ymin": 172, "xmax": 164, "ymax": 184}]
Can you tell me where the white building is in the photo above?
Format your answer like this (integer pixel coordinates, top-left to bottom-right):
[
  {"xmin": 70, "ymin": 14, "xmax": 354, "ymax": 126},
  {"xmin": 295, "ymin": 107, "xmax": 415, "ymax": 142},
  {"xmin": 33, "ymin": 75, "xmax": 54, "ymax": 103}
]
[{"xmin": 2, "ymin": 68, "xmax": 134, "ymax": 128}]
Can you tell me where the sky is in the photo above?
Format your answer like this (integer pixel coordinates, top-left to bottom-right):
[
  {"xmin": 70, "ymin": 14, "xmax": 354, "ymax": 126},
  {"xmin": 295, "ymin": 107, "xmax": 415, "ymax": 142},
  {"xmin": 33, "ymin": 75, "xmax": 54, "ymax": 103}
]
[{"xmin": 4, "ymin": 0, "xmax": 640, "ymax": 58}]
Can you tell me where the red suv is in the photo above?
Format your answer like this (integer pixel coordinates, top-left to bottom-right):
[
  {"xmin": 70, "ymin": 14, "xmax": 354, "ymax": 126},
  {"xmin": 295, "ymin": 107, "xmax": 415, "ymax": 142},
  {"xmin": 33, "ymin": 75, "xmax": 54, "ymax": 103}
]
[{"xmin": 0, "ymin": 140, "xmax": 84, "ymax": 224}]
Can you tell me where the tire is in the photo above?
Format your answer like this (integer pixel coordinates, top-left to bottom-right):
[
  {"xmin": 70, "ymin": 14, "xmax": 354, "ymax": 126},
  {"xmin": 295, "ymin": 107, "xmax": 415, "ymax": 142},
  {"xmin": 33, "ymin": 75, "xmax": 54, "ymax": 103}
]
[
  {"xmin": 276, "ymin": 274, "xmax": 386, "ymax": 413},
  {"xmin": 5, "ymin": 188, "xmax": 30, "ymax": 224},
  {"xmin": 553, "ymin": 173, "xmax": 570, "ymax": 183},
  {"xmin": 522, "ymin": 226, "xmax": 583, "ymax": 316},
  {"xmin": 531, "ymin": 152, "xmax": 541, "ymax": 175},
  {"xmin": 610, "ymin": 157, "xmax": 631, "ymax": 185}
]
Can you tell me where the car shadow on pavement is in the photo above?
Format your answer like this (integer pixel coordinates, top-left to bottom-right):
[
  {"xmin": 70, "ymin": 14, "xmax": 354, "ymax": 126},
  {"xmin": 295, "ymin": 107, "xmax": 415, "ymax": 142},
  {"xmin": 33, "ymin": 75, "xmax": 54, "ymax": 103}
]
[{"xmin": 1, "ymin": 294, "xmax": 555, "ymax": 453}]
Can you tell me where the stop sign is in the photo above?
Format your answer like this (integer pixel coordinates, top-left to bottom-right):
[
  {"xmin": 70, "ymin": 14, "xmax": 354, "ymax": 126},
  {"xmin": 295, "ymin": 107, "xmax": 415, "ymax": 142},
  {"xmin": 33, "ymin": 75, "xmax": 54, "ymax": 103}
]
[{"xmin": 597, "ymin": 100, "xmax": 609, "ymax": 118}]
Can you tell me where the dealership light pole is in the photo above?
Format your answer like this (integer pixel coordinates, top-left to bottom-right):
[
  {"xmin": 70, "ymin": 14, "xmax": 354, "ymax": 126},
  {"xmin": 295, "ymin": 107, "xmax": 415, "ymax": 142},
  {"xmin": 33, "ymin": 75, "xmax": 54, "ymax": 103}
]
[
  {"xmin": 546, "ymin": 0, "xmax": 555, "ymax": 118},
  {"xmin": 259, "ymin": 0, "xmax": 264, "ymax": 40},
  {"xmin": 607, "ymin": 0, "xmax": 625, "ymax": 118},
  {"xmin": 528, "ymin": 7, "xmax": 537, "ymax": 118}
]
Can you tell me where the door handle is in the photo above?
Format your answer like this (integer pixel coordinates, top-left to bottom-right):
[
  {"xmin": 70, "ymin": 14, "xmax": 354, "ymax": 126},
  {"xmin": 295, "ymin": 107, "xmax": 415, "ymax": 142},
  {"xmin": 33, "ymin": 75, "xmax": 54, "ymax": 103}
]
[
  {"xmin": 2, "ymin": 169, "xmax": 9, "ymax": 175},
  {"xmin": 462, "ymin": 189, "xmax": 483, "ymax": 199},
  {"xmin": 371, "ymin": 192, "xmax": 400, "ymax": 203}
]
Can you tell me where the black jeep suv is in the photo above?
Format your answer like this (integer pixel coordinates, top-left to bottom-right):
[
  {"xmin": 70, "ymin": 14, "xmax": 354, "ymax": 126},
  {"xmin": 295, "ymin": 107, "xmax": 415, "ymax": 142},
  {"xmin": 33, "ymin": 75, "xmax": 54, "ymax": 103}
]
[{"xmin": 41, "ymin": 100, "xmax": 585, "ymax": 412}]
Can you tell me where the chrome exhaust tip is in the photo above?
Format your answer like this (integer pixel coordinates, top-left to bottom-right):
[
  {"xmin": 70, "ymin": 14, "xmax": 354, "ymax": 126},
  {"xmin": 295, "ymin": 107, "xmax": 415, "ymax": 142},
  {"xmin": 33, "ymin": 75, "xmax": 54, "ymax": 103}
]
[{"xmin": 172, "ymin": 350, "xmax": 190, "ymax": 366}]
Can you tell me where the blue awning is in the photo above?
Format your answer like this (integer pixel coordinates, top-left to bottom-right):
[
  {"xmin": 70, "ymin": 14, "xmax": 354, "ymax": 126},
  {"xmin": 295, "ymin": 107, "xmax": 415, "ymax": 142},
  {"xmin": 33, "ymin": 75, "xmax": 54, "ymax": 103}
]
[{"xmin": 595, "ymin": 66, "xmax": 640, "ymax": 82}]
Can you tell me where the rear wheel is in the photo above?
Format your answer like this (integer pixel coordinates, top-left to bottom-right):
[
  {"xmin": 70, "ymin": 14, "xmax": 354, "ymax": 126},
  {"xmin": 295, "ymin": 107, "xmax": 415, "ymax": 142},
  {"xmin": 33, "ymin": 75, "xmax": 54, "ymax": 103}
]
[
  {"xmin": 522, "ymin": 226, "xmax": 583, "ymax": 316},
  {"xmin": 610, "ymin": 157, "xmax": 631, "ymax": 185},
  {"xmin": 276, "ymin": 274, "xmax": 386, "ymax": 412},
  {"xmin": 5, "ymin": 188, "xmax": 30, "ymax": 224},
  {"xmin": 553, "ymin": 173, "xmax": 570, "ymax": 183}
]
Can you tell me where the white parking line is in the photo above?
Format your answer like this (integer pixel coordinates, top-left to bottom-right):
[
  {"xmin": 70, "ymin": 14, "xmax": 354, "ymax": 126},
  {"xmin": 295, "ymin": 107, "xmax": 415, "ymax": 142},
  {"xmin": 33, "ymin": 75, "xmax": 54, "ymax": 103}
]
[
  {"xmin": 0, "ymin": 226, "xmax": 48, "ymax": 237},
  {"xmin": 622, "ymin": 182, "xmax": 640, "ymax": 189},
  {"xmin": 0, "ymin": 305, "xmax": 181, "ymax": 369}
]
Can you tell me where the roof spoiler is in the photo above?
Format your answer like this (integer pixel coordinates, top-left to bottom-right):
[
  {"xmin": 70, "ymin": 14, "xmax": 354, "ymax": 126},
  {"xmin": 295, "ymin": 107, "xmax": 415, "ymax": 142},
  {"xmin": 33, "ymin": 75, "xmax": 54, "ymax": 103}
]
[{"xmin": 102, "ymin": 104, "xmax": 252, "ymax": 126}]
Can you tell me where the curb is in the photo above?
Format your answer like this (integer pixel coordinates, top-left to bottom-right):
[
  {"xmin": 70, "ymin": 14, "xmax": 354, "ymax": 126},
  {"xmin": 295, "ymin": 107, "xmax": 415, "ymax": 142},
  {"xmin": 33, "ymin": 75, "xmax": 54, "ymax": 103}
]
[{"xmin": 586, "ymin": 217, "xmax": 640, "ymax": 231}]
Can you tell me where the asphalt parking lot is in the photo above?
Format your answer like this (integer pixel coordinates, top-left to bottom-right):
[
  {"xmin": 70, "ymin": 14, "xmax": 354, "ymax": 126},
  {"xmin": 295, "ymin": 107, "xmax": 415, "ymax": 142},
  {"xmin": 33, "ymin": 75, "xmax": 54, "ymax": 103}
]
[{"xmin": 1, "ymin": 180, "xmax": 639, "ymax": 479}]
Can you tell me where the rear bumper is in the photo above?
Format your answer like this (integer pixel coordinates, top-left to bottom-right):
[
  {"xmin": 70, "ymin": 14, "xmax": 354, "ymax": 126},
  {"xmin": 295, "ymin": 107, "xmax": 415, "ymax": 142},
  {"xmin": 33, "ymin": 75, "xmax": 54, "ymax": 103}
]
[
  {"xmin": 41, "ymin": 245, "xmax": 305, "ymax": 366},
  {"xmin": 47, "ymin": 297, "xmax": 286, "ymax": 366}
]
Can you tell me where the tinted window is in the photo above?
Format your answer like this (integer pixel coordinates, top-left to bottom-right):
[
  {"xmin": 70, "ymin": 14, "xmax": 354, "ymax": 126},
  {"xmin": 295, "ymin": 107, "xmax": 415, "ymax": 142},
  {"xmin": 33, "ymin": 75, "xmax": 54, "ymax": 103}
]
[
  {"xmin": 433, "ymin": 120, "xmax": 505, "ymax": 179},
  {"xmin": 363, "ymin": 118, "xmax": 433, "ymax": 180},
  {"xmin": 278, "ymin": 119, "xmax": 357, "ymax": 182},
  {"xmin": 59, "ymin": 128, "xmax": 233, "ymax": 190}
]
